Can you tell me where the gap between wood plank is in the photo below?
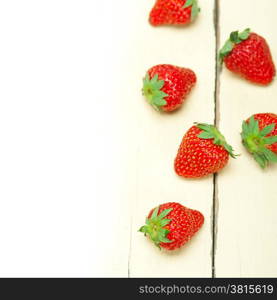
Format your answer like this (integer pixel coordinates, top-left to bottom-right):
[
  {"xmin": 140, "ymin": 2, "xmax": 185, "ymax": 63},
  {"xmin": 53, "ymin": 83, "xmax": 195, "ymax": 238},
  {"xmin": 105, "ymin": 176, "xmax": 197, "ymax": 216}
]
[
  {"xmin": 128, "ymin": 0, "xmax": 222, "ymax": 278},
  {"xmin": 212, "ymin": 0, "xmax": 220, "ymax": 278}
]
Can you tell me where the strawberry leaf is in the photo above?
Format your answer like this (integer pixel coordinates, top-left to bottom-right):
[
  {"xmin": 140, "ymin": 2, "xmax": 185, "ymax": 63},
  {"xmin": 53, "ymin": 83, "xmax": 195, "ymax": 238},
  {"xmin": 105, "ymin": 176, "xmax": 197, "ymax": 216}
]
[
  {"xmin": 241, "ymin": 121, "xmax": 249, "ymax": 138},
  {"xmin": 138, "ymin": 206, "xmax": 172, "ymax": 248},
  {"xmin": 219, "ymin": 28, "xmax": 251, "ymax": 63},
  {"xmin": 184, "ymin": 0, "xmax": 193, "ymax": 8},
  {"xmin": 264, "ymin": 136, "xmax": 277, "ymax": 144},
  {"xmin": 158, "ymin": 235, "xmax": 172, "ymax": 243},
  {"xmin": 248, "ymin": 116, "xmax": 258, "ymax": 133},
  {"xmin": 160, "ymin": 219, "xmax": 171, "ymax": 227},
  {"xmin": 191, "ymin": 1, "xmax": 200, "ymax": 21},
  {"xmin": 253, "ymin": 153, "xmax": 267, "ymax": 169},
  {"xmin": 183, "ymin": 0, "xmax": 200, "ymax": 21},
  {"xmin": 142, "ymin": 72, "xmax": 168, "ymax": 111},
  {"xmin": 198, "ymin": 132, "xmax": 214, "ymax": 139},
  {"xmin": 196, "ymin": 123, "xmax": 237, "ymax": 158},
  {"xmin": 260, "ymin": 124, "xmax": 275, "ymax": 136},
  {"xmin": 241, "ymin": 116, "xmax": 277, "ymax": 168},
  {"xmin": 238, "ymin": 28, "xmax": 251, "ymax": 40},
  {"xmin": 158, "ymin": 208, "xmax": 173, "ymax": 220},
  {"xmin": 139, "ymin": 226, "xmax": 149, "ymax": 235},
  {"xmin": 230, "ymin": 31, "xmax": 240, "ymax": 43},
  {"xmin": 219, "ymin": 40, "xmax": 234, "ymax": 62},
  {"xmin": 151, "ymin": 207, "xmax": 159, "ymax": 220},
  {"xmin": 263, "ymin": 148, "xmax": 277, "ymax": 163}
]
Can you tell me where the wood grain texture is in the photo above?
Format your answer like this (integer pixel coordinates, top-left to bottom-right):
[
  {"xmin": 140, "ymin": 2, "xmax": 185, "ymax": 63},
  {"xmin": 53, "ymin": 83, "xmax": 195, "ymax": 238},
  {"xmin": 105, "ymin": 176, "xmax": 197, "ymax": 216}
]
[
  {"xmin": 1, "ymin": 0, "xmax": 276, "ymax": 277},
  {"xmin": 215, "ymin": 0, "xmax": 277, "ymax": 277},
  {"xmin": 128, "ymin": 0, "xmax": 216, "ymax": 277}
]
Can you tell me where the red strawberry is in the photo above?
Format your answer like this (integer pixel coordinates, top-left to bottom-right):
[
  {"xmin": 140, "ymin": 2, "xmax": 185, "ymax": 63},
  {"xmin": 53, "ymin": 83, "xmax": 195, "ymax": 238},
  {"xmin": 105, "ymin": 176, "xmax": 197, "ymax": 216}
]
[
  {"xmin": 219, "ymin": 28, "xmax": 276, "ymax": 85},
  {"xmin": 139, "ymin": 202, "xmax": 204, "ymax": 250},
  {"xmin": 241, "ymin": 113, "xmax": 277, "ymax": 168},
  {"xmin": 174, "ymin": 123, "xmax": 236, "ymax": 178},
  {"xmin": 149, "ymin": 0, "xmax": 200, "ymax": 26},
  {"xmin": 142, "ymin": 64, "xmax": 196, "ymax": 112}
]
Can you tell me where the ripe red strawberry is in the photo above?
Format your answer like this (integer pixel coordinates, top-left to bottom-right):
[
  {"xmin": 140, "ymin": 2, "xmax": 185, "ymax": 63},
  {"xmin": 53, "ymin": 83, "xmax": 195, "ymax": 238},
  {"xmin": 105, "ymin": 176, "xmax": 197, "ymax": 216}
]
[
  {"xmin": 149, "ymin": 0, "xmax": 200, "ymax": 26},
  {"xmin": 174, "ymin": 123, "xmax": 236, "ymax": 178},
  {"xmin": 219, "ymin": 28, "xmax": 276, "ymax": 85},
  {"xmin": 241, "ymin": 113, "xmax": 277, "ymax": 168},
  {"xmin": 139, "ymin": 202, "xmax": 204, "ymax": 250},
  {"xmin": 142, "ymin": 64, "xmax": 196, "ymax": 112}
]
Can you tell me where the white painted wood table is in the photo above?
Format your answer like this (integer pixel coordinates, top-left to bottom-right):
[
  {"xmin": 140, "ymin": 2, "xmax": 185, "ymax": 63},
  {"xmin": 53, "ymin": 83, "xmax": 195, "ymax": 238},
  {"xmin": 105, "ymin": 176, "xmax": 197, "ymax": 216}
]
[
  {"xmin": 0, "ymin": 0, "xmax": 276, "ymax": 277},
  {"xmin": 117, "ymin": 0, "xmax": 277, "ymax": 278}
]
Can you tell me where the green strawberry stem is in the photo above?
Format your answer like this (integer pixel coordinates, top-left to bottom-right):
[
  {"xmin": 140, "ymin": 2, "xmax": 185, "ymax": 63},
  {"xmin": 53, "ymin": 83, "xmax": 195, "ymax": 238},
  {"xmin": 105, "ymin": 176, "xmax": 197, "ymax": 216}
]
[
  {"xmin": 196, "ymin": 123, "xmax": 237, "ymax": 158},
  {"xmin": 183, "ymin": 0, "xmax": 200, "ymax": 21},
  {"xmin": 219, "ymin": 28, "xmax": 251, "ymax": 63},
  {"xmin": 241, "ymin": 116, "xmax": 277, "ymax": 168},
  {"xmin": 139, "ymin": 206, "xmax": 172, "ymax": 249},
  {"xmin": 142, "ymin": 74, "xmax": 168, "ymax": 111}
]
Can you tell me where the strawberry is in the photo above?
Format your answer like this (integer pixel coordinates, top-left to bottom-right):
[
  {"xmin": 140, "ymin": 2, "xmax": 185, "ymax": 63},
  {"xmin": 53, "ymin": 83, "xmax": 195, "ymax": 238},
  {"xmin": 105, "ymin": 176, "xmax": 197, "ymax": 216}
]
[
  {"xmin": 149, "ymin": 0, "xmax": 200, "ymax": 26},
  {"xmin": 142, "ymin": 64, "xmax": 196, "ymax": 112},
  {"xmin": 219, "ymin": 28, "xmax": 276, "ymax": 85},
  {"xmin": 139, "ymin": 202, "xmax": 204, "ymax": 250},
  {"xmin": 241, "ymin": 113, "xmax": 277, "ymax": 168},
  {"xmin": 174, "ymin": 123, "xmax": 236, "ymax": 178}
]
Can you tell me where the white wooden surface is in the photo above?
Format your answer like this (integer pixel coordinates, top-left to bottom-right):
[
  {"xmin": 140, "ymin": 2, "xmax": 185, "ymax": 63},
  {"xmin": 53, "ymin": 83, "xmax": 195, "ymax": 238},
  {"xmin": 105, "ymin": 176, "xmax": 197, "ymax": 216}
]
[
  {"xmin": 216, "ymin": 0, "xmax": 277, "ymax": 278},
  {"xmin": 128, "ymin": 0, "xmax": 216, "ymax": 277},
  {"xmin": 0, "ymin": 0, "xmax": 132, "ymax": 277},
  {"xmin": 0, "ymin": 0, "xmax": 276, "ymax": 278}
]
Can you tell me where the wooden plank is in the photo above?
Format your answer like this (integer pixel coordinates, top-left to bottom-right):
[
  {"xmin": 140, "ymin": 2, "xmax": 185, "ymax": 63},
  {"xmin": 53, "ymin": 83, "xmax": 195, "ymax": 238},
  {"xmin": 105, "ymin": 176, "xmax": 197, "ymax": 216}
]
[
  {"xmin": 216, "ymin": 0, "xmax": 277, "ymax": 277},
  {"xmin": 128, "ymin": 0, "xmax": 216, "ymax": 277},
  {"xmin": 0, "ymin": 0, "xmax": 133, "ymax": 277}
]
